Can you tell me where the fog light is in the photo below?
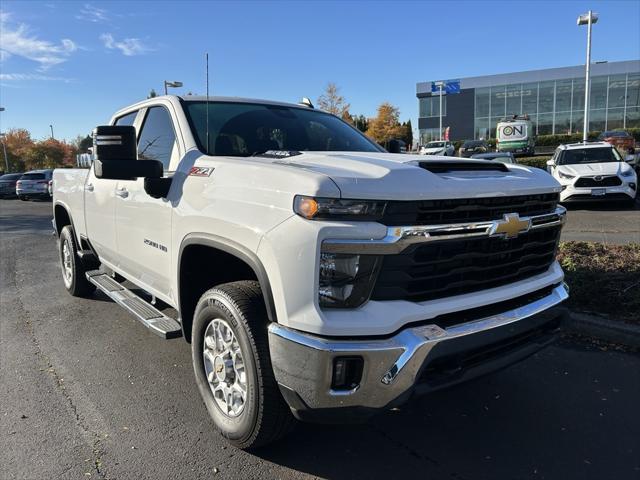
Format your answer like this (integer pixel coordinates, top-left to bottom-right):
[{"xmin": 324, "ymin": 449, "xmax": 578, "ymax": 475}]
[{"xmin": 332, "ymin": 356, "xmax": 364, "ymax": 390}]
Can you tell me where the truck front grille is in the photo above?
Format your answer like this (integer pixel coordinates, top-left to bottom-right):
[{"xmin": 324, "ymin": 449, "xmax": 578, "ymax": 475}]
[
  {"xmin": 380, "ymin": 193, "xmax": 559, "ymax": 226},
  {"xmin": 574, "ymin": 176, "xmax": 622, "ymax": 187},
  {"xmin": 370, "ymin": 225, "xmax": 561, "ymax": 303}
]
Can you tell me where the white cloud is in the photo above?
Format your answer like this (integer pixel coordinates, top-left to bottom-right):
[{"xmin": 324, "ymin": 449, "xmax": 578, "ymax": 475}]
[
  {"xmin": 100, "ymin": 33, "xmax": 151, "ymax": 56},
  {"xmin": 0, "ymin": 11, "xmax": 78, "ymax": 70},
  {"xmin": 76, "ymin": 3, "xmax": 109, "ymax": 23},
  {"xmin": 0, "ymin": 72, "xmax": 71, "ymax": 82}
]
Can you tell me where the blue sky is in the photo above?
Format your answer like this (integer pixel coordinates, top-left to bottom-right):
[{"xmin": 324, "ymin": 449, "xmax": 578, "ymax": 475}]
[{"xmin": 1, "ymin": 0, "xmax": 639, "ymax": 141}]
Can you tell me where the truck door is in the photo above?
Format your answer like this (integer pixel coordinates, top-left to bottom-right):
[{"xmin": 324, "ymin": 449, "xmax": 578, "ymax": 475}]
[
  {"xmin": 85, "ymin": 110, "xmax": 139, "ymax": 264},
  {"xmin": 114, "ymin": 105, "xmax": 180, "ymax": 302}
]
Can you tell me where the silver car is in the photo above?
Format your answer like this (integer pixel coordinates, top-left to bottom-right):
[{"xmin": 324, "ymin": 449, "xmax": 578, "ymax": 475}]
[{"xmin": 16, "ymin": 169, "xmax": 53, "ymax": 200}]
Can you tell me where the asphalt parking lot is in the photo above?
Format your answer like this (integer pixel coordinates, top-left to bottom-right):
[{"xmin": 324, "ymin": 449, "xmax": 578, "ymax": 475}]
[{"xmin": 1, "ymin": 199, "xmax": 639, "ymax": 480}]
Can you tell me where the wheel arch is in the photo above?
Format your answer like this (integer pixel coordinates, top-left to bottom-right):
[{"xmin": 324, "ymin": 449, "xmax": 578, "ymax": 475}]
[{"xmin": 178, "ymin": 234, "xmax": 277, "ymax": 343}]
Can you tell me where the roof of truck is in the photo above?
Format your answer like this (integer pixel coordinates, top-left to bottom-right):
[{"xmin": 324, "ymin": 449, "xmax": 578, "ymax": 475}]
[
  {"xmin": 557, "ymin": 141, "xmax": 613, "ymax": 150},
  {"xmin": 178, "ymin": 95, "xmax": 313, "ymax": 110}
]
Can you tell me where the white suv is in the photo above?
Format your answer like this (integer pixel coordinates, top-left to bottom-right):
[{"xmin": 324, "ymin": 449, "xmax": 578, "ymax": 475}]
[
  {"xmin": 547, "ymin": 142, "xmax": 637, "ymax": 207},
  {"xmin": 420, "ymin": 141, "xmax": 455, "ymax": 156}
]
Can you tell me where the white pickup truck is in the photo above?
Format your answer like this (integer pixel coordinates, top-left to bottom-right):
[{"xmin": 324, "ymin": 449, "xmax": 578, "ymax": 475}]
[{"xmin": 53, "ymin": 95, "xmax": 569, "ymax": 448}]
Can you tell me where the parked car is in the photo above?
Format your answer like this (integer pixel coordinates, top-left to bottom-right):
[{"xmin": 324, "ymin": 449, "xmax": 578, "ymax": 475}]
[
  {"xmin": 419, "ymin": 141, "xmax": 455, "ymax": 156},
  {"xmin": 0, "ymin": 173, "xmax": 24, "ymax": 198},
  {"xmin": 459, "ymin": 140, "xmax": 489, "ymax": 157},
  {"xmin": 597, "ymin": 130, "xmax": 637, "ymax": 169},
  {"xmin": 547, "ymin": 142, "xmax": 637, "ymax": 207},
  {"xmin": 16, "ymin": 169, "xmax": 54, "ymax": 200},
  {"xmin": 471, "ymin": 152, "xmax": 516, "ymax": 164},
  {"xmin": 53, "ymin": 95, "xmax": 568, "ymax": 449}
]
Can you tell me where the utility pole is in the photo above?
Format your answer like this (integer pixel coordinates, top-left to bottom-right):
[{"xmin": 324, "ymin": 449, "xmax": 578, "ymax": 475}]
[{"xmin": 50, "ymin": 124, "xmax": 54, "ymax": 139}]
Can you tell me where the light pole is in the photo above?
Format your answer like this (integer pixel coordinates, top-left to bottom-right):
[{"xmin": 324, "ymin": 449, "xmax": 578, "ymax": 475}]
[
  {"xmin": 49, "ymin": 124, "xmax": 54, "ymax": 139},
  {"xmin": 577, "ymin": 10, "xmax": 598, "ymax": 143},
  {"xmin": 0, "ymin": 107, "xmax": 7, "ymax": 172},
  {"xmin": 435, "ymin": 81, "xmax": 445, "ymax": 141},
  {"xmin": 164, "ymin": 80, "xmax": 183, "ymax": 95}
]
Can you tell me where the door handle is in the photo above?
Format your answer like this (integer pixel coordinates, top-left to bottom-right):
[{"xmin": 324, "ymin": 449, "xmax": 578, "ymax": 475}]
[
  {"xmin": 85, "ymin": 183, "xmax": 94, "ymax": 192},
  {"xmin": 115, "ymin": 187, "xmax": 129, "ymax": 199}
]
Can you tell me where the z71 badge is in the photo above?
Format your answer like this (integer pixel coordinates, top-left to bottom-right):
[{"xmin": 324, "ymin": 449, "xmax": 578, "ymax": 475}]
[{"xmin": 189, "ymin": 166, "xmax": 215, "ymax": 177}]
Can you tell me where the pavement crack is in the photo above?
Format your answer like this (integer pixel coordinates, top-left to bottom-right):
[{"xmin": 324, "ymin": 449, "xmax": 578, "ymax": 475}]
[{"xmin": 8, "ymin": 249, "xmax": 108, "ymax": 479}]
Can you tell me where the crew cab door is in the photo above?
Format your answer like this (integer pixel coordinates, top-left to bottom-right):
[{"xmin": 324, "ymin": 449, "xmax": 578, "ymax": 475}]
[
  {"xmin": 114, "ymin": 105, "xmax": 181, "ymax": 301},
  {"xmin": 85, "ymin": 111, "xmax": 139, "ymax": 263}
]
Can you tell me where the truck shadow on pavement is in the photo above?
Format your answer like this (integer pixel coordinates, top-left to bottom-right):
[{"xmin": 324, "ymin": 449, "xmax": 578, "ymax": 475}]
[{"xmin": 253, "ymin": 340, "xmax": 639, "ymax": 480}]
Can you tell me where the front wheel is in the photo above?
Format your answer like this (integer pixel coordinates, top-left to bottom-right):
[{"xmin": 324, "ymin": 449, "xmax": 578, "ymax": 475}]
[
  {"xmin": 192, "ymin": 281, "xmax": 294, "ymax": 449},
  {"xmin": 58, "ymin": 226, "xmax": 95, "ymax": 297}
]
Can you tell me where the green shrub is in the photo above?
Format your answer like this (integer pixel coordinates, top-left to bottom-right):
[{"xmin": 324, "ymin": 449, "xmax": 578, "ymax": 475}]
[{"xmin": 518, "ymin": 157, "xmax": 550, "ymax": 169}]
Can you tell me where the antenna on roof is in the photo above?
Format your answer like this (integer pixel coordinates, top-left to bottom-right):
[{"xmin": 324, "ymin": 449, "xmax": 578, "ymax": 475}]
[
  {"xmin": 206, "ymin": 52, "xmax": 210, "ymax": 155},
  {"xmin": 299, "ymin": 97, "xmax": 314, "ymax": 108}
]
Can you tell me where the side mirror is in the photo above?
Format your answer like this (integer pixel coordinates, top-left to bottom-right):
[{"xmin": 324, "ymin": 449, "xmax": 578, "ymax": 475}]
[
  {"xmin": 386, "ymin": 139, "xmax": 403, "ymax": 153},
  {"xmin": 546, "ymin": 159, "xmax": 555, "ymax": 173},
  {"xmin": 92, "ymin": 125, "xmax": 163, "ymax": 180}
]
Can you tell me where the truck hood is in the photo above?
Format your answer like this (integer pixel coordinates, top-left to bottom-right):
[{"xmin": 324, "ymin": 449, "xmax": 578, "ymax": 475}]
[
  {"xmin": 558, "ymin": 162, "xmax": 631, "ymax": 177},
  {"xmin": 250, "ymin": 151, "xmax": 561, "ymax": 200}
]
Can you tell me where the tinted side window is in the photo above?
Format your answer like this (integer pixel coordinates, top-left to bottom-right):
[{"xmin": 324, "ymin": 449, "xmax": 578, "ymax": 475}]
[
  {"xmin": 137, "ymin": 107, "xmax": 177, "ymax": 170},
  {"xmin": 115, "ymin": 111, "xmax": 138, "ymax": 126}
]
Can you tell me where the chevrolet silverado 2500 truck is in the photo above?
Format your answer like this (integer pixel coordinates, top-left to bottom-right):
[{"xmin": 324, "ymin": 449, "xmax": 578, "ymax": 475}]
[{"xmin": 53, "ymin": 95, "xmax": 569, "ymax": 448}]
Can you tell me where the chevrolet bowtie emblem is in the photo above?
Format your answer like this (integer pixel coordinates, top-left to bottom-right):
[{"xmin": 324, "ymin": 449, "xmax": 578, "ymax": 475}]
[{"xmin": 492, "ymin": 213, "xmax": 531, "ymax": 239}]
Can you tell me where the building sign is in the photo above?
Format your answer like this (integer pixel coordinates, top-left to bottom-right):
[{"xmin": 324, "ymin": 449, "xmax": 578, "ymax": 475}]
[{"xmin": 431, "ymin": 80, "xmax": 461, "ymax": 95}]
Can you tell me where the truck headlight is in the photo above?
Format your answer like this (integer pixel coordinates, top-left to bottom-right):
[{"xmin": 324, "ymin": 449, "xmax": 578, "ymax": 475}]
[
  {"xmin": 621, "ymin": 169, "xmax": 635, "ymax": 178},
  {"xmin": 294, "ymin": 195, "xmax": 386, "ymax": 221},
  {"xmin": 318, "ymin": 252, "xmax": 381, "ymax": 308}
]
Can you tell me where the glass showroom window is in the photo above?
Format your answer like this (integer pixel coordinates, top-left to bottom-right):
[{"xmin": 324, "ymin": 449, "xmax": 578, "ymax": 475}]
[
  {"xmin": 538, "ymin": 113, "xmax": 554, "ymax": 135},
  {"xmin": 474, "ymin": 117, "xmax": 490, "ymax": 140},
  {"xmin": 419, "ymin": 96, "xmax": 446, "ymax": 118},
  {"xmin": 572, "ymin": 111, "xmax": 584, "ymax": 135},
  {"xmin": 555, "ymin": 111, "xmax": 571, "ymax": 135},
  {"xmin": 590, "ymin": 76, "xmax": 608, "ymax": 111},
  {"xmin": 572, "ymin": 79, "xmax": 585, "ymax": 113},
  {"xmin": 506, "ymin": 84, "xmax": 522, "ymax": 116},
  {"xmin": 626, "ymin": 107, "xmax": 640, "ymax": 128},
  {"xmin": 555, "ymin": 79, "xmax": 573, "ymax": 113},
  {"xmin": 522, "ymin": 83, "xmax": 538, "ymax": 116},
  {"xmin": 607, "ymin": 108, "xmax": 625, "ymax": 130},
  {"xmin": 475, "ymin": 88, "xmax": 490, "ymax": 117},
  {"xmin": 590, "ymin": 108, "xmax": 606, "ymax": 132},
  {"xmin": 491, "ymin": 86, "xmax": 506, "ymax": 119},
  {"xmin": 607, "ymin": 75, "xmax": 627, "ymax": 109},
  {"xmin": 538, "ymin": 81, "xmax": 554, "ymax": 116}
]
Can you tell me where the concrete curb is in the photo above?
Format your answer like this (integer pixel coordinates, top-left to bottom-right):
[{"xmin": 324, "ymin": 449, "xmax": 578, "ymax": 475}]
[{"xmin": 565, "ymin": 312, "xmax": 640, "ymax": 348}]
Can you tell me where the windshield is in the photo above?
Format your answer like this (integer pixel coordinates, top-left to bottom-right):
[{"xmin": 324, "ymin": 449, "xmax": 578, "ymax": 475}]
[
  {"xmin": 183, "ymin": 101, "xmax": 382, "ymax": 156},
  {"xmin": 21, "ymin": 173, "xmax": 46, "ymax": 180},
  {"xmin": 0, "ymin": 173, "xmax": 22, "ymax": 180},
  {"xmin": 601, "ymin": 131, "xmax": 629, "ymax": 138},
  {"xmin": 559, "ymin": 147, "xmax": 622, "ymax": 165},
  {"xmin": 426, "ymin": 142, "xmax": 445, "ymax": 148}
]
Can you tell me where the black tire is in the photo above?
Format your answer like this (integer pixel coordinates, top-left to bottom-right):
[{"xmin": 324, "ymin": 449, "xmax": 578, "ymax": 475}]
[
  {"xmin": 192, "ymin": 281, "xmax": 295, "ymax": 449},
  {"xmin": 18, "ymin": 195, "xmax": 26, "ymax": 201},
  {"xmin": 58, "ymin": 226, "xmax": 96, "ymax": 297}
]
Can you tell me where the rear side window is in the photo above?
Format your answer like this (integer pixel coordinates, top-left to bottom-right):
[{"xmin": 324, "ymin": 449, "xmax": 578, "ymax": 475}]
[
  {"xmin": 115, "ymin": 111, "xmax": 138, "ymax": 126},
  {"xmin": 21, "ymin": 173, "xmax": 45, "ymax": 180},
  {"xmin": 137, "ymin": 106, "xmax": 178, "ymax": 170},
  {"xmin": 1, "ymin": 173, "xmax": 22, "ymax": 180}
]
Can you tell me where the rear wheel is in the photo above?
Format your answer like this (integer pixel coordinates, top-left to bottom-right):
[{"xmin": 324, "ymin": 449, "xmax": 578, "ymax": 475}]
[
  {"xmin": 58, "ymin": 226, "xmax": 96, "ymax": 297},
  {"xmin": 18, "ymin": 195, "xmax": 27, "ymax": 201},
  {"xmin": 192, "ymin": 281, "xmax": 295, "ymax": 449}
]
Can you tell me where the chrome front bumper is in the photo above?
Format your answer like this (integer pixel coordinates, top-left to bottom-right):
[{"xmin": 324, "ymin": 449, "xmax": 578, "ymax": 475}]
[{"xmin": 268, "ymin": 283, "xmax": 569, "ymax": 419}]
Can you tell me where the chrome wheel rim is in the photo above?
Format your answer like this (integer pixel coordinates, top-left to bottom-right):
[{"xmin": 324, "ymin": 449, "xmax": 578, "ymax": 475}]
[
  {"xmin": 62, "ymin": 239, "xmax": 73, "ymax": 286},
  {"xmin": 202, "ymin": 318, "xmax": 247, "ymax": 417}
]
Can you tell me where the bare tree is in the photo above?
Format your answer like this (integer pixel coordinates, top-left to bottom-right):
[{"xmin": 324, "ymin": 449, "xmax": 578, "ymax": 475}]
[{"xmin": 317, "ymin": 83, "xmax": 351, "ymax": 117}]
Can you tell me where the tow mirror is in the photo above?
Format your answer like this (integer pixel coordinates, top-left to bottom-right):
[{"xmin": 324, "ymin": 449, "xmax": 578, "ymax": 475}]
[
  {"xmin": 92, "ymin": 125, "xmax": 163, "ymax": 180},
  {"xmin": 386, "ymin": 139, "xmax": 403, "ymax": 153}
]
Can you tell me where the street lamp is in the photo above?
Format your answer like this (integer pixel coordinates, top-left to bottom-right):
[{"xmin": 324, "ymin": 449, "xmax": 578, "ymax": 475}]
[
  {"xmin": 577, "ymin": 10, "xmax": 598, "ymax": 143},
  {"xmin": 434, "ymin": 80, "xmax": 445, "ymax": 141},
  {"xmin": 50, "ymin": 124, "xmax": 54, "ymax": 139},
  {"xmin": 0, "ymin": 107, "xmax": 7, "ymax": 172},
  {"xmin": 164, "ymin": 80, "xmax": 183, "ymax": 95}
]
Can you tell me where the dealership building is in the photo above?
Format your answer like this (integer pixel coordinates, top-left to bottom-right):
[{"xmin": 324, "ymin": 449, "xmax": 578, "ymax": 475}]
[{"xmin": 416, "ymin": 59, "xmax": 640, "ymax": 143}]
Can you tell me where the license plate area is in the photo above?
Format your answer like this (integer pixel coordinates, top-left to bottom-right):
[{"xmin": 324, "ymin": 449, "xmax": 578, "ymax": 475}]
[{"xmin": 591, "ymin": 188, "xmax": 606, "ymax": 196}]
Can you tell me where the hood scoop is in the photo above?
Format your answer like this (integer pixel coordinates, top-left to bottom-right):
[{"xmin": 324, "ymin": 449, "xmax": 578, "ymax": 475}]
[{"xmin": 418, "ymin": 161, "xmax": 509, "ymax": 173}]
